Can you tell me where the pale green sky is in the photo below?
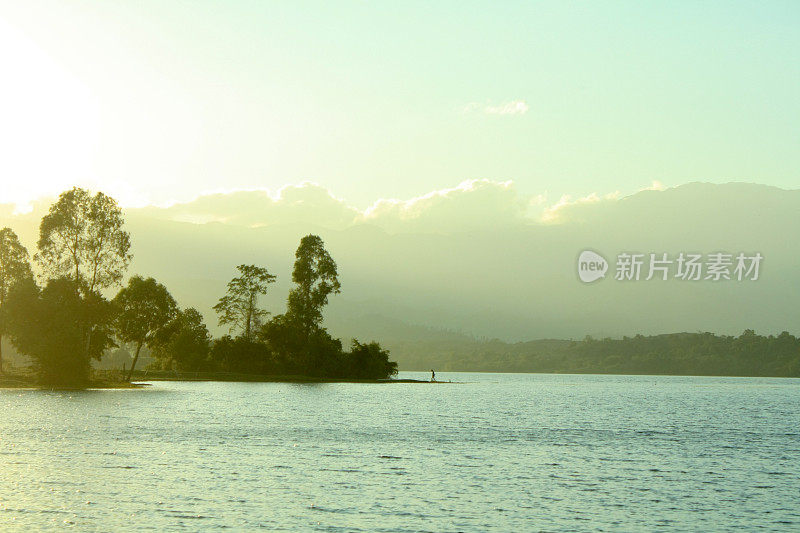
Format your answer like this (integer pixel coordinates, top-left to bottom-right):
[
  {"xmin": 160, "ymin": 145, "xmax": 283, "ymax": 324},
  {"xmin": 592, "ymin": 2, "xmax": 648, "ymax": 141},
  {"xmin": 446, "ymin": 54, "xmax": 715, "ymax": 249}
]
[{"xmin": 0, "ymin": 0, "xmax": 798, "ymax": 209}]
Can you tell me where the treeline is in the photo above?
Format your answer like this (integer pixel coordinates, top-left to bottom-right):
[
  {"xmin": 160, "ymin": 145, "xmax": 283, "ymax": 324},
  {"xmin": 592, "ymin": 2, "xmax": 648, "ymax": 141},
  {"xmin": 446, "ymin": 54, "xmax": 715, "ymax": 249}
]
[
  {"xmin": 565, "ymin": 331, "xmax": 800, "ymax": 377},
  {"xmin": 0, "ymin": 187, "xmax": 397, "ymax": 387},
  {"xmin": 392, "ymin": 332, "xmax": 800, "ymax": 377}
]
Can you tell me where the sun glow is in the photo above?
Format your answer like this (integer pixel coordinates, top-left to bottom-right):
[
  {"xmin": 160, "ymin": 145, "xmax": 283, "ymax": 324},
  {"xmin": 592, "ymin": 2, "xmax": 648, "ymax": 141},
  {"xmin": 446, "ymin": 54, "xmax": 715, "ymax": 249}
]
[{"xmin": 0, "ymin": 18, "xmax": 102, "ymax": 209}]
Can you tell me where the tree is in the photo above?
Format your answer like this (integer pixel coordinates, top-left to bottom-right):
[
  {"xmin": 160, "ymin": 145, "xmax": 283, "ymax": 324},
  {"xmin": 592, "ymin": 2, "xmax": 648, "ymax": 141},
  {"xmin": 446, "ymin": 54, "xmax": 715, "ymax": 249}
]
[
  {"xmin": 36, "ymin": 187, "xmax": 132, "ymax": 293},
  {"xmin": 0, "ymin": 228, "xmax": 33, "ymax": 374},
  {"xmin": 260, "ymin": 313, "xmax": 304, "ymax": 371},
  {"xmin": 303, "ymin": 329, "xmax": 344, "ymax": 377},
  {"xmin": 151, "ymin": 308, "xmax": 211, "ymax": 372},
  {"xmin": 347, "ymin": 340, "xmax": 398, "ymax": 379},
  {"xmin": 285, "ymin": 235, "xmax": 341, "ymax": 339},
  {"xmin": 4, "ymin": 277, "xmax": 116, "ymax": 387},
  {"xmin": 113, "ymin": 276, "xmax": 178, "ymax": 381},
  {"xmin": 210, "ymin": 335, "xmax": 276, "ymax": 375},
  {"xmin": 258, "ymin": 236, "xmax": 343, "ymax": 375},
  {"xmin": 213, "ymin": 264, "xmax": 276, "ymax": 341}
]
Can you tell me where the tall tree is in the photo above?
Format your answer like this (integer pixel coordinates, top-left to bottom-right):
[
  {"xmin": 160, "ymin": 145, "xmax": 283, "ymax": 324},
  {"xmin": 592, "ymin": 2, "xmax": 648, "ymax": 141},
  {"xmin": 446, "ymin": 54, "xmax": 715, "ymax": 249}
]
[
  {"xmin": 36, "ymin": 187, "xmax": 132, "ymax": 293},
  {"xmin": 113, "ymin": 276, "xmax": 178, "ymax": 381},
  {"xmin": 4, "ymin": 277, "xmax": 116, "ymax": 387},
  {"xmin": 213, "ymin": 264, "xmax": 276, "ymax": 341},
  {"xmin": 286, "ymin": 235, "xmax": 341, "ymax": 339},
  {"xmin": 0, "ymin": 228, "xmax": 33, "ymax": 374}
]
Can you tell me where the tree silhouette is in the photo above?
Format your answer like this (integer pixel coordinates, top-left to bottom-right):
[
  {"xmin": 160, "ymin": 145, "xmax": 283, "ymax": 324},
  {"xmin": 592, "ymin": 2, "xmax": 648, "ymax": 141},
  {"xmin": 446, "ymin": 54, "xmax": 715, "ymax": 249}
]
[
  {"xmin": 152, "ymin": 307, "xmax": 211, "ymax": 372},
  {"xmin": 113, "ymin": 275, "xmax": 178, "ymax": 381},
  {"xmin": 286, "ymin": 235, "xmax": 340, "ymax": 340},
  {"xmin": 36, "ymin": 187, "xmax": 131, "ymax": 293},
  {"xmin": 347, "ymin": 340, "xmax": 398, "ymax": 379},
  {"xmin": 0, "ymin": 228, "xmax": 33, "ymax": 374},
  {"xmin": 4, "ymin": 277, "xmax": 116, "ymax": 386},
  {"xmin": 213, "ymin": 264, "xmax": 276, "ymax": 341}
]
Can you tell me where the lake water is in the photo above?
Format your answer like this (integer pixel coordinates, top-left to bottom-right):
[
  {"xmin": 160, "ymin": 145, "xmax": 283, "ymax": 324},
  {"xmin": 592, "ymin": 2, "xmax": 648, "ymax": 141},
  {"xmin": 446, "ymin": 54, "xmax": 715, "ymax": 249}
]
[{"xmin": 1, "ymin": 373, "xmax": 799, "ymax": 531}]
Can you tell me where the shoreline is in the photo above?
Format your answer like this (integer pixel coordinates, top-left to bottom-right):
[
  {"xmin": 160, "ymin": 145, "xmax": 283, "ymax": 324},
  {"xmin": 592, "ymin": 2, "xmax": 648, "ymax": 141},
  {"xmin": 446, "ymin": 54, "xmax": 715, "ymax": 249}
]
[
  {"xmin": 0, "ymin": 375, "xmax": 147, "ymax": 390},
  {"xmin": 128, "ymin": 370, "xmax": 446, "ymax": 384},
  {"xmin": 0, "ymin": 372, "xmax": 445, "ymax": 389},
  {"xmin": 137, "ymin": 374, "xmax": 441, "ymax": 384}
]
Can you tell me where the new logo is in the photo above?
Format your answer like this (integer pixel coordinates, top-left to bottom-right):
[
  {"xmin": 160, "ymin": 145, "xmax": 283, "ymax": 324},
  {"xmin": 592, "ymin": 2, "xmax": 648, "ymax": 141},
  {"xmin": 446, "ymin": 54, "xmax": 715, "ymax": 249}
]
[{"xmin": 578, "ymin": 250, "xmax": 608, "ymax": 283}]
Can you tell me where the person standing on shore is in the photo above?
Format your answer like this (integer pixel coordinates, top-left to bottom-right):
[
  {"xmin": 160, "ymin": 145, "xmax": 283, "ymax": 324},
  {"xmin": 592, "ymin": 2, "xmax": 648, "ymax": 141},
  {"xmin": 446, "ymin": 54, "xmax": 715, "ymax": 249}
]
[{"xmin": 430, "ymin": 369, "xmax": 436, "ymax": 382}]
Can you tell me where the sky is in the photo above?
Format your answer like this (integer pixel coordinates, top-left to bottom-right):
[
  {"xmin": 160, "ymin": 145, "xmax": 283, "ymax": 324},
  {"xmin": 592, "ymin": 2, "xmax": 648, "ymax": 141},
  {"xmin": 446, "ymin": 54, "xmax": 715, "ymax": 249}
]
[{"xmin": 0, "ymin": 1, "xmax": 798, "ymax": 210}]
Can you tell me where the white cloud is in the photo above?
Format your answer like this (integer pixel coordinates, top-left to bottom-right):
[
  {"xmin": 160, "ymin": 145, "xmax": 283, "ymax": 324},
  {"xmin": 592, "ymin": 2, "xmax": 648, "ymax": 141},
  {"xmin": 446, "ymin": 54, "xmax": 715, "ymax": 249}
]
[
  {"xmin": 2, "ymin": 178, "xmax": 727, "ymax": 243},
  {"xmin": 485, "ymin": 100, "xmax": 529, "ymax": 115},
  {"xmin": 133, "ymin": 179, "xmax": 541, "ymax": 234},
  {"xmin": 462, "ymin": 100, "xmax": 530, "ymax": 116},
  {"xmin": 360, "ymin": 179, "xmax": 533, "ymax": 233},
  {"xmin": 7, "ymin": 178, "xmax": 677, "ymax": 236},
  {"xmin": 136, "ymin": 182, "xmax": 360, "ymax": 230},
  {"xmin": 129, "ymin": 179, "xmax": 673, "ymax": 234},
  {"xmin": 541, "ymin": 191, "xmax": 620, "ymax": 223},
  {"xmin": 638, "ymin": 180, "xmax": 666, "ymax": 192}
]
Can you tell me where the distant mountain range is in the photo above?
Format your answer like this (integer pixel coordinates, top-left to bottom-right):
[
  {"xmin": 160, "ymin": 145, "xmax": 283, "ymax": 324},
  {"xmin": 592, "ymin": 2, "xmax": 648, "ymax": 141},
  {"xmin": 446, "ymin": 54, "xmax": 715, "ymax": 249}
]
[{"xmin": 1, "ymin": 181, "xmax": 797, "ymax": 371}]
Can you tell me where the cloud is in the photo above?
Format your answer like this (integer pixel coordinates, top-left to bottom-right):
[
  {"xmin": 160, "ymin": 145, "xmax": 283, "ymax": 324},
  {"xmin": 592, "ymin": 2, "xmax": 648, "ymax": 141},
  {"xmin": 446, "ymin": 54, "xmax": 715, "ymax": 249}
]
[
  {"xmin": 640, "ymin": 180, "xmax": 666, "ymax": 192},
  {"xmin": 6, "ymin": 178, "xmax": 677, "ymax": 237},
  {"xmin": 541, "ymin": 191, "xmax": 621, "ymax": 223},
  {"xmin": 359, "ymin": 179, "xmax": 535, "ymax": 233},
  {"xmin": 135, "ymin": 182, "xmax": 360, "ymax": 229},
  {"xmin": 539, "ymin": 182, "xmax": 678, "ymax": 224},
  {"xmin": 129, "ymin": 179, "xmax": 678, "ymax": 234},
  {"xmin": 485, "ymin": 100, "xmax": 529, "ymax": 115},
  {"xmin": 129, "ymin": 179, "xmax": 544, "ymax": 234},
  {"xmin": 462, "ymin": 100, "xmax": 529, "ymax": 116}
]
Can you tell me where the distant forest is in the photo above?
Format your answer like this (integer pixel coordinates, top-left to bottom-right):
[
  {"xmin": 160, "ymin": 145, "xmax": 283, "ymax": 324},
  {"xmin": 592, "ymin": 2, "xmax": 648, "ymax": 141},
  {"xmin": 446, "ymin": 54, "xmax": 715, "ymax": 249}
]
[{"xmin": 392, "ymin": 330, "xmax": 800, "ymax": 377}]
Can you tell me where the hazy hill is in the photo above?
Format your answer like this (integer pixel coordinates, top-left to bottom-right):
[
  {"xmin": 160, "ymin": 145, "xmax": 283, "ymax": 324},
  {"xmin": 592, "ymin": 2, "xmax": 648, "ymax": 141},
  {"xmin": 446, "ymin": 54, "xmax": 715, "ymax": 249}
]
[{"xmin": 0, "ymin": 181, "xmax": 797, "ymax": 372}]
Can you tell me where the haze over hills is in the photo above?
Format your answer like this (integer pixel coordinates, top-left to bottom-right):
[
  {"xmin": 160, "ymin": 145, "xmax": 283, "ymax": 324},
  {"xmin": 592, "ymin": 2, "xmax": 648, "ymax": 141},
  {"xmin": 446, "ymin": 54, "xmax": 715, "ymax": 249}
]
[{"xmin": 1, "ymin": 181, "xmax": 797, "ymax": 367}]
